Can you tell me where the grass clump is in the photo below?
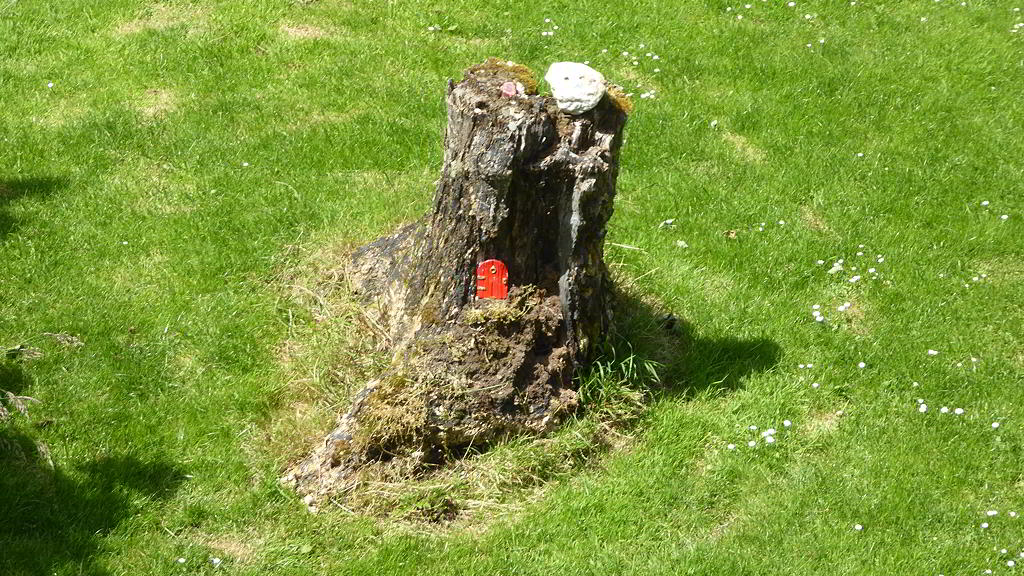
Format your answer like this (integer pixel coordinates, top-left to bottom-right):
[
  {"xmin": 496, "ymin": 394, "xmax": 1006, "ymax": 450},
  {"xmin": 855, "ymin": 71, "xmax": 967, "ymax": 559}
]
[
  {"xmin": 577, "ymin": 343, "xmax": 661, "ymax": 425},
  {"xmin": 463, "ymin": 299, "xmax": 527, "ymax": 325}
]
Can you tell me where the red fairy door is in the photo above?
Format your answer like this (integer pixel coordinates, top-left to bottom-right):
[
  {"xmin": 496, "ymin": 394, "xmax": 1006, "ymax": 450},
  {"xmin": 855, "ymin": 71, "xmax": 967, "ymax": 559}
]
[{"xmin": 476, "ymin": 259, "xmax": 509, "ymax": 300}]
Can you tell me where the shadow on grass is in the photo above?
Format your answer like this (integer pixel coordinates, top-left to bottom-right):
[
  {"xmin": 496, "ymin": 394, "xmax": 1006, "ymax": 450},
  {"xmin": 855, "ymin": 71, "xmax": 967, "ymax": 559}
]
[
  {"xmin": 1, "ymin": 362, "xmax": 185, "ymax": 575},
  {"xmin": 0, "ymin": 177, "xmax": 67, "ymax": 238},
  {"xmin": 0, "ymin": 360, "xmax": 34, "ymax": 396},
  {"xmin": 611, "ymin": 289, "xmax": 782, "ymax": 398}
]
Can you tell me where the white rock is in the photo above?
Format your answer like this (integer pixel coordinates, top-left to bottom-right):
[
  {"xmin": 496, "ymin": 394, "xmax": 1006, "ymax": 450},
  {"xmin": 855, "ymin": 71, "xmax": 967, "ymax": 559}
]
[{"xmin": 544, "ymin": 62, "xmax": 607, "ymax": 115}]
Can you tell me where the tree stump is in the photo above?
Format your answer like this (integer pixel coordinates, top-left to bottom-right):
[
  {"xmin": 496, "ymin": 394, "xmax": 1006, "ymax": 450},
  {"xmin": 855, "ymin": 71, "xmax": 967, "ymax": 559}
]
[{"xmin": 283, "ymin": 59, "xmax": 629, "ymax": 504}]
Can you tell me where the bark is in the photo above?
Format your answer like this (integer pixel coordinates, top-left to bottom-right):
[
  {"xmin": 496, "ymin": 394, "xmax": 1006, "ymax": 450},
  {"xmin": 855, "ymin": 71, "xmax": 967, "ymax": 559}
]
[{"xmin": 283, "ymin": 59, "xmax": 628, "ymax": 504}]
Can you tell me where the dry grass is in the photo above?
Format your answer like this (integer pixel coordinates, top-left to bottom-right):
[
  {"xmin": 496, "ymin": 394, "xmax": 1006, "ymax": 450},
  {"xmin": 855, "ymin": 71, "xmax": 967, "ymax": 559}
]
[
  {"xmin": 722, "ymin": 131, "xmax": 765, "ymax": 163},
  {"xmin": 805, "ymin": 410, "xmax": 841, "ymax": 437},
  {"xmin": 139, "ymin": 88, "xmax": 176, "ymax": 119},
  {"xmin": 279, "ymin": 23, "xmax": 330, "ymax": 39},
  {"xmin": 32, "ymin": 99, "xmax": 88, "ymax": 128},
  {"xmin": 259, "ymin": 238, "xmax": 389, "ymax": 467},
  {"xmin": 800, "ymin": 205, "xmax": 832, "ymax": 234},
  {"xmin": 114, "ymin": 4, "xmax": 206, "ymax": 36},
  {"xmin": 197, "ymin": 531, "xmax": 264, "ymax": 566}
]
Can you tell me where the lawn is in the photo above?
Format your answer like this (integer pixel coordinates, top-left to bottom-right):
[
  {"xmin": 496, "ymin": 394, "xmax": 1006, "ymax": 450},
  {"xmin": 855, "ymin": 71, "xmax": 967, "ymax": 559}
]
[{"xmin": 1, "ymin": 0, "xmax": 1022, "ymax": 574}]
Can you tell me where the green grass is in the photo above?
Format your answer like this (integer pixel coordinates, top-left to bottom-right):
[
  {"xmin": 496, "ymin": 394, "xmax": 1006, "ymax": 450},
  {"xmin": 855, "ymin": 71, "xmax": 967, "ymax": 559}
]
[{"xmin": 2, "ymin": 0, "xmax": 1023, "ymax": 573}]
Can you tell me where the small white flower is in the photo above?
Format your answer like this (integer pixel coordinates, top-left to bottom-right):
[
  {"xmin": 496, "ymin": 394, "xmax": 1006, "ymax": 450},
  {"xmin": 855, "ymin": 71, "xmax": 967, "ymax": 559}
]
[
  {"xmin": 814, "ymin": 316, "xmax": 824, "ymax": 322},
  {"xmin": 1001, "ymin": 214, "xmax": 1009, "ymax": 220},
  {"xmin": 857, "ymin": 362, "xmax": 866, "ymax": 369},
  {"xmin": 47, "ymin": 82, "xmax": 54, "ymax": 88},
  {"xmin": 1010, "ymin": 511, "xmax": 1018, "ymax": 518},
  {"xmin": 940, "ymin": 406, "xmax": 949, "ymax": 413},
  {"xmin": 764, "ymin": 435, "xmax": 775, "ymax": 444},
  {"xmin": 602, "ymin": 48, "xmax": 609, "ymax": 53},
  {"xmin": 798, "ymin": 363, "xmax": 805, "ymax": 369},
  {"xmin": 749, "ymin": 425, "xmax": 758, "ymax": 431},
  {"xmin": 868, "ymin": 267, "xmax": 876, "ymax": 273},
  {"xmin": 783, "ymin": 419, "xmax": 792, "ymax": 427},
  {"xmin": 765, "ymin": 428, "xmax": 777, "ymax": 435},
  {"xmin": 653, "ymin": 55, "xmax": 660, "ymax": 60},
  {"xmin": 544, "ymin": 18, "xmax": 551, "ymax": 22},
  {"xmin": 836, "ymin": 410, "xmax": 844, "ymax": 416},
  {"xmin": 748, "ymin": 440, "xmax": 756, "ymax": 447},
  {"xmin": 812, "ymin": 304, "xmax": 821, "ymax": 310},
  {"xmin": 854, "ymin": 524, "xmax": 863, "ymax": 531},
  {"xmin": 654, "ymin": 68, "xmax": 661, "ymax": 72},
  {"xmin": 927, "ymin": 349, "xmax": 939, "ymax": 356},
  {"xmin": 992, "ymin": 422, "xmax": 1001, "ymax": 429},
  {"xmin": 954, "ymin": 408, "xmax": 965, "ymax": 415},
  {"xmin": 981, "ymin": 200, "xmax": 990, "ymax": 206},
  {"xmin": 787, "ymin": 1, "xmax": 795, "ymax": 5},
  {"xmin": 812, "ymin": 382, "xmax": 820, "ymax": 389},
  {"xmin": 211, "ymin": 557, "xmax": 222, "ymax": 567},
  {"xmin": 242, "ymin": 162, "xmax": 250, "ymax": 167},
  {"xmin": 727, "ymin": 443, "xmax": 737, "ymax": 450},
  {"xmin": 856, "ymin": 152, "xmax": 864, "ymax": 157},
  {"xmin": 849, "ymin": 275, "xmax": 861, "ymax": 283},
  {"xmin": 778, "ymin": 220, "xmax": 786, "ymax": 225},
  {"xmin": 919, "ymin": 404, "xmax": 928, "ymax": 413},
  {"xmin": 817, "ymin": 259, "xmax": 825, "ymax": 265},
  {"xmin": 807, "ymin": 363, "xmax": 814, "ymax": 368},
  {"xmin": 553, "ymin": 25, "xmax": 559, "ymax": 30},
  {"xmin": 177, "ymin": 558, "xmax": 187, "ymax": 564},
  {"xmin": 1009, "ymin": 561, "xmax": 1016, "ymax": 568}
]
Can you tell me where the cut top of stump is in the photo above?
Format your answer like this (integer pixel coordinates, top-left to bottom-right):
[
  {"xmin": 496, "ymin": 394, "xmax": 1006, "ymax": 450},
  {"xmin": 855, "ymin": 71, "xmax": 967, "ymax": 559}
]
[{"xmin": 455, "ymin": 58, "xmax": 630, "ymax": 122}]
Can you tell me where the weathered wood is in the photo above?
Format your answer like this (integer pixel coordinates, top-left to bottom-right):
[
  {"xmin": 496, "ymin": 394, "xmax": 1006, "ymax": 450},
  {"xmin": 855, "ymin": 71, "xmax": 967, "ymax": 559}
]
[{"xmin": 283, "ymin": 59, "xmax": 628, "ymax": 504}]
